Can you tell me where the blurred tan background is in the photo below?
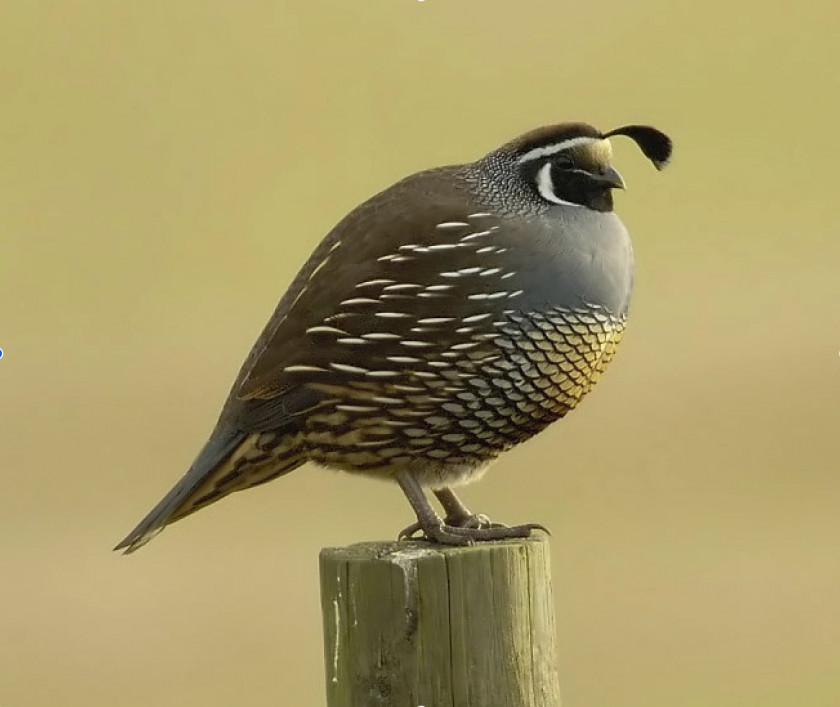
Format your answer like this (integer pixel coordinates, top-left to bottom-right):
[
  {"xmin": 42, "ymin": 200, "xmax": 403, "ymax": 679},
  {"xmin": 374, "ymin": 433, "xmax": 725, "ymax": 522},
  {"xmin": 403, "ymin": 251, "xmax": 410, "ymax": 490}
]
[{"xmin": 1, "ymin": 1, "xmax": 838, "ymax": 705}]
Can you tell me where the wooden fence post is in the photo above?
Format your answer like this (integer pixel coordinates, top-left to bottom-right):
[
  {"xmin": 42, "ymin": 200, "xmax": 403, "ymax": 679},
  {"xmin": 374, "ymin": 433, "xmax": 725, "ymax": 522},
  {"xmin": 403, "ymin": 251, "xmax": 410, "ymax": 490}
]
[{"xmin": 320, "ymin": 536, "xmax": 561, "ymax": 707}]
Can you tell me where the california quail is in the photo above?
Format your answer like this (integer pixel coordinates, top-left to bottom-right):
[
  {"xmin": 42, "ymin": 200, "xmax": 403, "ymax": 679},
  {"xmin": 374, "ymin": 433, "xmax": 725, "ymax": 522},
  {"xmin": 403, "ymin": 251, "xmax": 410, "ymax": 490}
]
[{"xmin": 116, "ymin": 122, "xmax": 672, "ymax": 552}]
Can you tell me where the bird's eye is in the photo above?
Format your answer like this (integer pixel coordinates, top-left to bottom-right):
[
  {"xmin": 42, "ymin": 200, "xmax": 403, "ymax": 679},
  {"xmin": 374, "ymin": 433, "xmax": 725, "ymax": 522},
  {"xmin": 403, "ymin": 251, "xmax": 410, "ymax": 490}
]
[{"xmin": 553, "ymin": 155, "xmax": 574, "ymax": 170}]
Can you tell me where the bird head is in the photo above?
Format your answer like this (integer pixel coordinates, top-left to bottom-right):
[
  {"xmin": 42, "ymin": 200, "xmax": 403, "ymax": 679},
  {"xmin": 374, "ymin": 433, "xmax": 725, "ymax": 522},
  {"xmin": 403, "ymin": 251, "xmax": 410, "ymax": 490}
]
[{"xmin": 499, "ymin": 122, "xmax": 672, "ymax": 212}]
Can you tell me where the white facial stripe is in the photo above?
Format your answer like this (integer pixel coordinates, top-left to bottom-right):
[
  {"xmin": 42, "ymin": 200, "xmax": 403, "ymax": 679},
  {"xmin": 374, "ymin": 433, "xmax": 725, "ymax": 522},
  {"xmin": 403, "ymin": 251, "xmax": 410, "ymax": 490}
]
[
  {"xmin": 535, "ymin": 162, "xmax": 582, "ymax": 207},
  {"xmin": 517, "ymin": 136, "xmax": 600, "ymax": 164}
]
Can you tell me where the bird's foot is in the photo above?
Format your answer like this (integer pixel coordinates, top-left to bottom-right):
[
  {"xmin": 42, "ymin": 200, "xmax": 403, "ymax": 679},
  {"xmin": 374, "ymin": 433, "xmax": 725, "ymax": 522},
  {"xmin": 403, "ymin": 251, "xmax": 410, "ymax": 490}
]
[
  {"xmin": 398, "ymin": 517, "xmax": 549, "ymax": 545},
  {"xmin": 398, "ymin": 520, "xmax": 473, "ymax": 546},
  {"xmin": 443, "ymin": 511, "xmax": 500, "ymax": 530}
]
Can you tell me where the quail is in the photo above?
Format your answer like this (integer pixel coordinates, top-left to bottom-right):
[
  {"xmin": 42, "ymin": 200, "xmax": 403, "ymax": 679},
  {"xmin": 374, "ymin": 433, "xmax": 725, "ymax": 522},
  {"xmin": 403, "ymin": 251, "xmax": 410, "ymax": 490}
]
[{"xmin": 116, "ymin": 122, "xmax": 672, "ymax": 552}]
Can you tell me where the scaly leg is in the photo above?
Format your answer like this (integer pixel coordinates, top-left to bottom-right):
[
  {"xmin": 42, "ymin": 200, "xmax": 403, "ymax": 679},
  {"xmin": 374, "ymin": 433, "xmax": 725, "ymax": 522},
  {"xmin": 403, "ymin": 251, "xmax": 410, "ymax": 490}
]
[
  {"xmin": 397, "ymin": 473, "xmax": 549, "ymax": 544},
  {"xmin": 434, "ymin": 487, "xmax": 496, "ymax": 529},
  {"xmin": 396, "ymin": 470, "xmax": 471, "ymax": 546}
]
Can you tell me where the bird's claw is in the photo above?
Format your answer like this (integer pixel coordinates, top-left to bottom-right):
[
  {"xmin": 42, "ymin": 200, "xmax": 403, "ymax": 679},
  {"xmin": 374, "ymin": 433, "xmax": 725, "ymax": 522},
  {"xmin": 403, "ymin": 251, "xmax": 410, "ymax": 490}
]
[
  {"xmin": 398, "ymin": 522, "xmax": 424, "ymax": 541},
  {"xmin": 444, "ymin": 512, "xmax": 498, "ymax": 530},
  {"xmin": 398, "ymin": 518, "xmax": 550, "ymax": 545}
]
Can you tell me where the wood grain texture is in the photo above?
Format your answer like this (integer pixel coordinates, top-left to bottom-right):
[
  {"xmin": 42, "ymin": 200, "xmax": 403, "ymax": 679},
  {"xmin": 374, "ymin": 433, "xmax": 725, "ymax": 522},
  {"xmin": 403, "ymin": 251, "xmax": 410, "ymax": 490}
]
[{"xmin": 320, "ymin": 536, "xmax": 560, "ymax": 707}]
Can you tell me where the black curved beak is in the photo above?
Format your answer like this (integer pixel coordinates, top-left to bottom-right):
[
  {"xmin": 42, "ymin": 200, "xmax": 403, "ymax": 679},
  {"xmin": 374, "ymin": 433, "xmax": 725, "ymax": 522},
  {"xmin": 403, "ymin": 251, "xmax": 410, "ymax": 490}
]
[{"xmin": 594, "ymin": 165, "xmax": 625, "ymax": 190}]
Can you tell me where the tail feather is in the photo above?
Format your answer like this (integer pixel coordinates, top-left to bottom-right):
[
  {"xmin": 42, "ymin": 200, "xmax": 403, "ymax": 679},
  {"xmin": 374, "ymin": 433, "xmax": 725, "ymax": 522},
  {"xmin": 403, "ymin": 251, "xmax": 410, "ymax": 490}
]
[
  {"xmin": 115, "ymin": 427, "xmax": 307, "ymax": 554},
  {"xmin": 114, "ymin": 426, "xmax": 244, "ymax": 555},
  {"xmin": 114, "ymin": 431, "xmax": 244, "ymax": 554}
]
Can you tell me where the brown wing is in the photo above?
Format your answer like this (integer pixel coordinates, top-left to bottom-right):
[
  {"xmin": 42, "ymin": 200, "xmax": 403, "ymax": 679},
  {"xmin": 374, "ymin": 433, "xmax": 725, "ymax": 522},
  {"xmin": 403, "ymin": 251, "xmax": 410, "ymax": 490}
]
[
  {"xmin": 229, "ymin": 166, "xmax": 517, "ymax": 423},
  {"xmin": 115, "ymin": 165, "xmax": 516, "ymax": 552}
]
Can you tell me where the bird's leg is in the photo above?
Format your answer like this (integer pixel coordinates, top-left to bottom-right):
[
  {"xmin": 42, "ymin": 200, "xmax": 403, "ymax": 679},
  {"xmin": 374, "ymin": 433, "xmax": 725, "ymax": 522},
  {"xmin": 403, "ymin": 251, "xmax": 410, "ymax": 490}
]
[
  {"xmin": 396, "ymin": 470, "xmax": 471, "ymax": 546},
  {"xmin": 433, "ymin": 487, "xmax": 496, "ymax": 529},
  {"xmin": 397, "ymin": 473, "xmax": 550, "ymax": 544}
]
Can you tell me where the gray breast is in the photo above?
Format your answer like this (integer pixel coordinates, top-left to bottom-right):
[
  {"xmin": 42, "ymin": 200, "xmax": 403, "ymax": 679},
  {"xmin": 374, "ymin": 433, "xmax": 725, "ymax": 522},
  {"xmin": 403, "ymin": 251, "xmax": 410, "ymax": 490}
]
[{"xmin": 502, "ymin": 206, "xmax": 634, "ymax": 318}]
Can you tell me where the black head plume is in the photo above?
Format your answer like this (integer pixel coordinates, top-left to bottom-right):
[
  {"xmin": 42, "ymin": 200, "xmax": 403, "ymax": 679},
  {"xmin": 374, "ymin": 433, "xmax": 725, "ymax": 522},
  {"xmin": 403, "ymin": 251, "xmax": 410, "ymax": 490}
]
[{"xmin": 602, "ymin": 125, "xmax": 672, "ymax": 170}]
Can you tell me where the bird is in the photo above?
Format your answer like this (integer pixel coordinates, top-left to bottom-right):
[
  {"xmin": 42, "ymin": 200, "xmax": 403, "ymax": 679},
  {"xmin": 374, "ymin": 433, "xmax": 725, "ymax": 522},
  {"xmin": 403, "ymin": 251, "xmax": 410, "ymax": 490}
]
[{"xmin": 116, "ymin": 121, "xmax": 672, "ymax": 553}]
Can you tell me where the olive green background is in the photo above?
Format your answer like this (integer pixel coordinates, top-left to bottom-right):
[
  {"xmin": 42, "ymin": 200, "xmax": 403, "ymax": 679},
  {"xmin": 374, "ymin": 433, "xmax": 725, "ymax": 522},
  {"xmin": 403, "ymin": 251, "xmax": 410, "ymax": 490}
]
[{"xmin": 1, "ymin": 1, "xmax": 838, "ymax": 706}]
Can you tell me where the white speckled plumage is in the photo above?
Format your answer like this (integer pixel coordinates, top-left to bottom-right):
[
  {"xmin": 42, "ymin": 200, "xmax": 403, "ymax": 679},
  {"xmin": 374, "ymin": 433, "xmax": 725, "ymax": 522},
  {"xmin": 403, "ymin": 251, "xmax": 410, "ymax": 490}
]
[{"xmin": 116, "ymin": 121, "xmax": 672, "ymax": 552}]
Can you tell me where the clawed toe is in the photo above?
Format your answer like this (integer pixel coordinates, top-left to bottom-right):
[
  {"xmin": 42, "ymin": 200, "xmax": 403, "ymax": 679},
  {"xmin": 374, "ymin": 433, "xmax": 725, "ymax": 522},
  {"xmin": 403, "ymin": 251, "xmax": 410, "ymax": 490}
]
[
  {"xmin": 444, "ymin": 512, "xmax": 497, "ymax": 530},
  {"xmin": 426, "ymin": 525, "xmax": 474, "ymax": 546},
  {"xmin": 444, "ymin": 522, "xmax": 549, "ymax": 541},
  {"xmin": 442, "ymin": 511, "xmax": 550, "ymax": 539},
  {"xmin": 398, "ymin": 519, "xmax": 549, "ymax": 545},
  {"xmin": 397, "ymin": 521, "xmax": 424, "ymax": 541},
  {"xmin": 398, "ymin": 520, "xmax": 473, "ymax": 545}
]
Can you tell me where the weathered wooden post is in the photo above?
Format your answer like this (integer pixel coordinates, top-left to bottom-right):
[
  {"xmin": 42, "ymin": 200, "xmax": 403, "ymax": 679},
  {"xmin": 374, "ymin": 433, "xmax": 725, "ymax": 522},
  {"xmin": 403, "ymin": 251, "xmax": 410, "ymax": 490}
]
[{"xmin": 320, "ymin": 536, "xmax": 560, "ymax": 707}]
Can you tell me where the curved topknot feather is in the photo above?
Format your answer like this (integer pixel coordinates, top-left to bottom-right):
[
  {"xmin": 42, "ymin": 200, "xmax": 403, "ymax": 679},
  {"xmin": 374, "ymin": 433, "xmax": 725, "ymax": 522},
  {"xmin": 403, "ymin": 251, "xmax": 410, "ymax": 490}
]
[{"xmin": 602, "ymin": 125, "xmax": 673, "ymax": 170}]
